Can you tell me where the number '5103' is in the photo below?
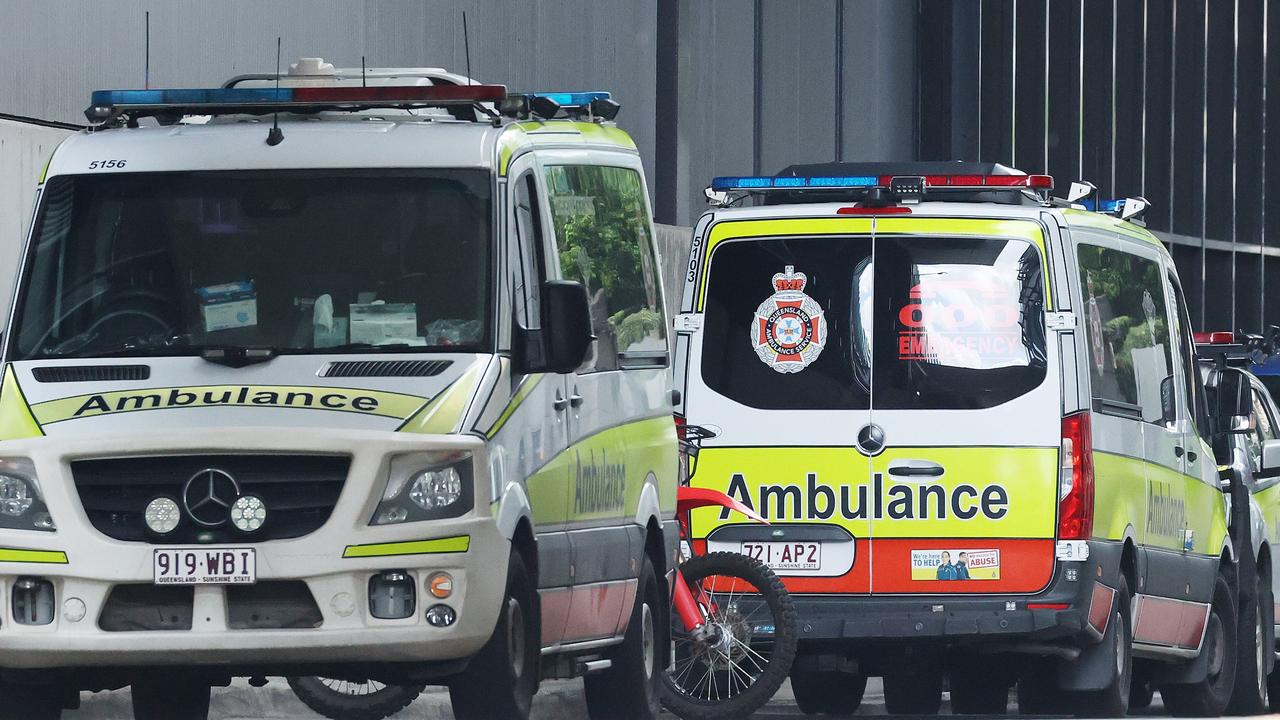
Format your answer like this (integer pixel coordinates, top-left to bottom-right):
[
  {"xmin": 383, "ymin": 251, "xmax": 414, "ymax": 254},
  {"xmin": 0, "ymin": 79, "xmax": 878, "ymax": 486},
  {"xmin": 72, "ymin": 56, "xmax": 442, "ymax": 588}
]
[{"xmin": 88, "ymin": 160, "xmax": 127, "ymax": 170}]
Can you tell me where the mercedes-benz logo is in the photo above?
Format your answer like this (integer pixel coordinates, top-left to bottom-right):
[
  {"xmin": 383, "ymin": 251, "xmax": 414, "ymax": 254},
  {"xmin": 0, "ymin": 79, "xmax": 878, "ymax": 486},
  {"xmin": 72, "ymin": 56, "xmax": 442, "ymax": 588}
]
[
  {"xmin": 182, "ymin": 468, "xmax": 241, "ymax": 527},
  {"xmin": 855, "ymin": 423, "xmax": 886, "ymax": 456}
]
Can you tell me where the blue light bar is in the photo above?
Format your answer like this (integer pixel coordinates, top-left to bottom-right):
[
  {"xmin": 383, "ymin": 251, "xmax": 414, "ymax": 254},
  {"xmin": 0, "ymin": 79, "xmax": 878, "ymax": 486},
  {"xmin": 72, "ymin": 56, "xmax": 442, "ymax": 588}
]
[
  {"xmin": 1081, "ymin": 198, "xmax": 1123, "ymax": 213},
  {"xmin": 710, "ymin": 175, "xmax": 879, "ymax": 191},
  {"xmin": 90, "ymin": 88, "xmax": 292, "ymax": 107},
  {"xmin": 525, "ymin": 91, "xmax": 611, "ymax": 107}
]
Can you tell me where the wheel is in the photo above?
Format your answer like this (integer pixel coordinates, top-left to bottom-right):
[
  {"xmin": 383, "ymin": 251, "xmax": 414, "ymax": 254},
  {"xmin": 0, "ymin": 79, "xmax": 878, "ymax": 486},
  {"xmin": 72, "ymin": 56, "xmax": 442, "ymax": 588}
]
[
  {"xmin": 1017, "ymin": 663, "xmax": 1069, "ymax": 716},
  {"xmin": 949, "ymin": 654, "xmax": 1009, "ymax": 714},
  {"xmin": 286, "ymin": 676, "xmax": 426, "ymax": 720},
  {"xmin": 883, "ymin": 666, "xmax": 943, "ymax": 714},
  {"xmin": 449, "ymin": 549, "xmax": 540, "ymax": 720},
  {"xmin": 585, "ymin": 554, "xmax": 663, "ymax": 720},
  {"xmin": 0, "ymin": 681, "xmax": 62, "ymax": 720},
  {"xmin": 1161, "ymin": 573, "xmax": 1239, "ymax": 717},
  {"xmin": 1228, "ymin": 573, "xmax": 1271, "ymax": 714},
  {"xmin": 790, "ymin": 670, "xmax": 866, "ymax": 715},
  {"xmin": 132, "ymin": 675, "xmax": 210, "ymax": 720},
  {"xmin": 660, "ymin": 551, "xmax": 798, "ymax": 720},
  {"xmin": 1128, "ymin": 674, "xmax": 1154, "ymax": 710},
  {"xmin": 1073, "ymin": 576, "xmax": 1133, "ymax": 717}
]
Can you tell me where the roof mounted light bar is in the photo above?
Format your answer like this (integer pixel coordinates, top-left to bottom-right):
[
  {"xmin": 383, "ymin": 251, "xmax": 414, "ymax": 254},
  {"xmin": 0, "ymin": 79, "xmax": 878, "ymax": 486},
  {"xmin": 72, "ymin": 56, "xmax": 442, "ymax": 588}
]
[
  {"xmin": 710, "ymin": 173, "xmax": 1053, "ymax": 192},
  {"xmin": 498, "ymin": 91, "xmax": 619, "ymax": 121},
  {"xmin": 85, "ymin": 84, "xmax": 509, "ymax": 124}
]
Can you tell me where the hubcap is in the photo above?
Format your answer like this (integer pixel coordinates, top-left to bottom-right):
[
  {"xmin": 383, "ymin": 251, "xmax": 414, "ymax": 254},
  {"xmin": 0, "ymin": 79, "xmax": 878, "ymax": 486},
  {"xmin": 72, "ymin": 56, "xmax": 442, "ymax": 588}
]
[
  {"xmin": 507, "ymin": 598, "xmax": 526, "ymax": 678},
  {"xmin": 1207, "ymin": 615, "xmax": 1225, "ymax": 678},
  {"xmin": 641, "ymin": 602, "xmax": 656, "ymax": 679}
]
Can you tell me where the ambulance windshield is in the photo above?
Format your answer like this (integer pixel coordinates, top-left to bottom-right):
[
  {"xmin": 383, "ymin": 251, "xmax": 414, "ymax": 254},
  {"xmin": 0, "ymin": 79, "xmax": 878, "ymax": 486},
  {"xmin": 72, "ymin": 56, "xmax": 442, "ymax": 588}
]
[
  {"xmin": 11, "ymin": 170, "xmax": 492, "ymax": 360},
  {"xmin": 701, "ymin": 234, "xmax": 1046, "ymax": 410}
]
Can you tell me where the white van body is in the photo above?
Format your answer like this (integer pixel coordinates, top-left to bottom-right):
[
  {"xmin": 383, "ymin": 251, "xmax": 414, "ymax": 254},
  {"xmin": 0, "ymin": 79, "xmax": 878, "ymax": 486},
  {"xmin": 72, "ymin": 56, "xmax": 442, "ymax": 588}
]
[
  {"xmin": 674, "ymin": 163, "xmax": 1242, "ymax": 713},
  {"xmin": 0, "ymin": 66, "xmax": 676, "ymax": 716}
]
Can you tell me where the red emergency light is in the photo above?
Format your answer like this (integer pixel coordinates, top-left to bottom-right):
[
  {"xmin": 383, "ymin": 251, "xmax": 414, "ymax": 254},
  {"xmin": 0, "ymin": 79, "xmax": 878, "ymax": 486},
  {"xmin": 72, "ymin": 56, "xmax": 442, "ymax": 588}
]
[
  {"xmin": 876, "ymin": 174, "xmax": 1054, "ymax": 190},
  {"xmin": 1193, "ymin": 331, "xmax": 1235, "ymax": 344}
]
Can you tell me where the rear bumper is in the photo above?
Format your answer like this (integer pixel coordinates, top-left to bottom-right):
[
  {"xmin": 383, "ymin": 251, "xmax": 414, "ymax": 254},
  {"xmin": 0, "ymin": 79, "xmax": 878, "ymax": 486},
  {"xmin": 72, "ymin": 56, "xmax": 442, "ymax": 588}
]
[{"xmin": 789, "ymin": 540, "xmax": 1122, "ymax": 647}]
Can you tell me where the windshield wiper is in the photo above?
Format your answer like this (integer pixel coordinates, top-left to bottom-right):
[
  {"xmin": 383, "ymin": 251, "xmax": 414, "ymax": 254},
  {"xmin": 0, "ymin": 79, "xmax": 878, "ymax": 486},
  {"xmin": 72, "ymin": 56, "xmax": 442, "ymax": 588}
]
[{"xmin": 199, "ymin": 345, "xmax": 278, "ymax": 368}]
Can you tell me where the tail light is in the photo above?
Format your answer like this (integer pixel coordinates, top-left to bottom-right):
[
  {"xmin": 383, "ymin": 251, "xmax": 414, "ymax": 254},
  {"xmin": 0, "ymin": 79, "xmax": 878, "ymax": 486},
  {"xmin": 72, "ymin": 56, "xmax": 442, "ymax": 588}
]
[
  {"xmin": 674, "ymin": 413, "xmax": 687, "ymax": 441},
  {"xmin": 1058, "ymin": 412, "xmax": 1095, "ymax": 540}
]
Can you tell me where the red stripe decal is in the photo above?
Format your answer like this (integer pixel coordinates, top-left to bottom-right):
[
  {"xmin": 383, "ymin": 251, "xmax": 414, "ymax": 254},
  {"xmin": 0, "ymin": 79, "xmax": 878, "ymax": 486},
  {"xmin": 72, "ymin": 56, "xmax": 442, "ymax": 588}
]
[
  {"xmin": 1088, "ymin": 582, "xmax": 1115, "ymax": 634},
  {"xmin": 1133, "ymin": 594, "xmax": 1210, "ymax": 649}
]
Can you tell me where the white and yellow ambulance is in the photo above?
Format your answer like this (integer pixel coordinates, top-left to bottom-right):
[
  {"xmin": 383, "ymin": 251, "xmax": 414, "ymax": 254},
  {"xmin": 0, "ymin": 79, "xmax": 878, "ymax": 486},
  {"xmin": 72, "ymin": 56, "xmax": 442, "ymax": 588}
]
[
  {"xmin": 674, "ymin": 162, "xmax": 1241, "ymax": 716},
  {"xmin": 0, "ymin": 61, "xmax": 676, "ymax": 720}
]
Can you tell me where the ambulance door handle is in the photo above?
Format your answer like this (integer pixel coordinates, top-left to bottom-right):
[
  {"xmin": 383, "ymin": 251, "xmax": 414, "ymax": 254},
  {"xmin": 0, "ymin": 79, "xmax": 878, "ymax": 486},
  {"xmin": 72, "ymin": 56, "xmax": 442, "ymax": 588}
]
[
  {"xmin": 1174, "ymin": 446, "xmax": 1184, "ymax": 458},
  {"xmin": 887, "ymin": 462, "xmax": 944, "ymax": 478},
  {"xmin": 554, "ymin": 390, "xmax": 568, "ymax": 412},
  {"xmin": 569, "ymin": 388, "xmax": 585, "ymax": 408}
]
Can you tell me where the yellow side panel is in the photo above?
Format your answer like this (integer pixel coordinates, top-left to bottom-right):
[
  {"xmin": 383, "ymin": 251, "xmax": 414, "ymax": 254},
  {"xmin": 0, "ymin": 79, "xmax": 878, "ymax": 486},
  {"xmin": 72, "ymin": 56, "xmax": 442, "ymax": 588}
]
[
  {"xmin": 0, "ymin": 367, "xmax": 43, "ymax": 441},
  {"xmin": 1092, "ymin": 451, "xmax": 1145, "ymax": 543}
]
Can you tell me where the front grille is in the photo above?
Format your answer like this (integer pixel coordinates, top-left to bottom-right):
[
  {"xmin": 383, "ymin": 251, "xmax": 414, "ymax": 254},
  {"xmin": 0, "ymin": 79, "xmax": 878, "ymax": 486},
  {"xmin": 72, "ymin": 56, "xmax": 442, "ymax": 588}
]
[
  {"xmin": 227, "ymin": 581, "xmax": 323, "ymax": 629},
  {"xmin": 100, "ymin": 585, "xmax": 194, "ymax": 631},
  {"xmin": 71, "ymin": 455, "xmax": 350, "ymax": 544}
]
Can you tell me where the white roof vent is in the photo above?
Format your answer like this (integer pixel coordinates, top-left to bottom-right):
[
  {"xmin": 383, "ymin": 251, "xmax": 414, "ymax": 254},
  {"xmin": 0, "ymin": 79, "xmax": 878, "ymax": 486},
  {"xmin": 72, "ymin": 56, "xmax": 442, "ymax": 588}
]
[{"xmin": 289, "ymin": 58, "xmax": 336, "ymax": 76}]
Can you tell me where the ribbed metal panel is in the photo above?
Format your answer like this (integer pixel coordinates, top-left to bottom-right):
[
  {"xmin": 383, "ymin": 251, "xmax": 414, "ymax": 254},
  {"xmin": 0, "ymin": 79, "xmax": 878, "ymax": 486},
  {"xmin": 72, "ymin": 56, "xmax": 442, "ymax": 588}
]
[{"xmin": 319, "ymin": 359, "xmax": 451, "ymax": 378}]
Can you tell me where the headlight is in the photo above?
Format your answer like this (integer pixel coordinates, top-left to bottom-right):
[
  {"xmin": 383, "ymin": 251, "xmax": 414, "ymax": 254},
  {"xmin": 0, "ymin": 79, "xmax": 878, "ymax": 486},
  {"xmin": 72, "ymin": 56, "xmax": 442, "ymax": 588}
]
[
  {"xmin": 371, "ymin": 452, "xmax": 473, "ymax": 526},
  {"xmin": 0, "ymin": 459, "xmax": 54, "ymax": 532}
]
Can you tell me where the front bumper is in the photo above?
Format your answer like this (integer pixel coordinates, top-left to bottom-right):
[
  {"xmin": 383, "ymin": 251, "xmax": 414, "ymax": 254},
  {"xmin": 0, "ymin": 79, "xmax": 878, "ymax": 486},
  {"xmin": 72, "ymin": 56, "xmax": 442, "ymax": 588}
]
[
  {"xmin": 790, "ymin": 540, "xmax": 1122, "ymax": 647},
  {"xmin": 0, "ymin": 427, "xmax": 508, "ymax": 670}
]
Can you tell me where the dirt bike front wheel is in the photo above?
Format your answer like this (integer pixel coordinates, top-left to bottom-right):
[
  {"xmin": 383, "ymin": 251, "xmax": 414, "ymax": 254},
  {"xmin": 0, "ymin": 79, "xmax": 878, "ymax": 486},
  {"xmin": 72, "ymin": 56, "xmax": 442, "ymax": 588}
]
[{"xmin": 660, "ymin": 551, "xmax": 798, "ymax": 720}]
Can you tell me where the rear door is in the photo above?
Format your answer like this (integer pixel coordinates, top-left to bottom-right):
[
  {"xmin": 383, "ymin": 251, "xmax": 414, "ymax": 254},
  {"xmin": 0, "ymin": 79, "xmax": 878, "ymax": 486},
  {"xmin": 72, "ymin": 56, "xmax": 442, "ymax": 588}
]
[
  {"xmin": 865, "ymin": 217, "xmax": 1060, "ymax": 594},
  {"xmin": 689, "ymin": 217, "xmax": 875, "ymax": 595}
]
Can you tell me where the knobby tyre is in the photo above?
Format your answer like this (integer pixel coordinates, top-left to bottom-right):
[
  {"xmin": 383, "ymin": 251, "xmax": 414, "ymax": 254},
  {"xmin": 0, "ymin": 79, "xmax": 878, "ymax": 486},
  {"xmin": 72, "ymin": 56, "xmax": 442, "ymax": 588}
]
[
  {"xmin": 660, "ymin": 551, "xmax": 798, "ymax": 720},
  {"xmin": 286, "ymin": 676, "xmax": 426, "ymax": 720}
]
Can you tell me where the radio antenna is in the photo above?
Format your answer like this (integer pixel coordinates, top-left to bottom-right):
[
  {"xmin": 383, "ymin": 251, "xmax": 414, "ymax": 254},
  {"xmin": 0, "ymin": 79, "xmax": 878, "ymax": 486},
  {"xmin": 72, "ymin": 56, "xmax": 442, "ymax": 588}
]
[
  {"xmin": 266, "ymin": 37, "xmax": 284, "ymax": 146},
  {"xmin": 144, "ymin": 11, "xmax": 151, "ymax": 89},
  {"xmin": 462, "ymin": 11, "xmax": 473, "ymax": 85},
  {"xmin": 361, "ymin": 55, "xmax": 367, "ymax": 87}
]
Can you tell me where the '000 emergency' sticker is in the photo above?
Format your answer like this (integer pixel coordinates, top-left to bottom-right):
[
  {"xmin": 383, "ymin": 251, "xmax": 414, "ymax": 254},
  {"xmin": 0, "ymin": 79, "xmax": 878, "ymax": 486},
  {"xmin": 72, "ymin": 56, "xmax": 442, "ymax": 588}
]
[{"xmin": 751, "ymin": 265, "xmax": 826, "ymax": 373}]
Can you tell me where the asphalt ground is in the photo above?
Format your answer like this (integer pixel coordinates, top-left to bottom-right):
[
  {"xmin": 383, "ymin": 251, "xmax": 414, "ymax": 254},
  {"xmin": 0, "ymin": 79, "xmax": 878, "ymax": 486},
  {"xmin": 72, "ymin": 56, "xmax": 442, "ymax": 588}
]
[{"xmin": 63, "ymin": 677, "xmax": 1181, "ymax": 720}]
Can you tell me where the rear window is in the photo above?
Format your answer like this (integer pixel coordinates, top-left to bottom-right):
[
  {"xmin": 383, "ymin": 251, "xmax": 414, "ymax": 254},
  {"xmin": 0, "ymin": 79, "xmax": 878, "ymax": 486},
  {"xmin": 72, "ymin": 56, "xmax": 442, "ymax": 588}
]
[{"xmin": 700, "ymin": 234, "xmax": 1047, "ymax": 410}]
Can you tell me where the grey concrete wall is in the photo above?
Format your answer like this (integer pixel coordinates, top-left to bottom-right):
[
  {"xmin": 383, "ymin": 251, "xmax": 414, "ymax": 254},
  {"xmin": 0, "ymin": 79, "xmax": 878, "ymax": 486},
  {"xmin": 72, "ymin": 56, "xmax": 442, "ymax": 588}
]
[
  {"xmin": 0, "ymin": 0, "xmax": 657, "ymax": 183},
  {"xmin": 672, "ymin": 0, "xmax": 917, "ymax": 224},
  {"xmin": 654, "ymin": 223, "xmax": 692, "ymax": 322}
]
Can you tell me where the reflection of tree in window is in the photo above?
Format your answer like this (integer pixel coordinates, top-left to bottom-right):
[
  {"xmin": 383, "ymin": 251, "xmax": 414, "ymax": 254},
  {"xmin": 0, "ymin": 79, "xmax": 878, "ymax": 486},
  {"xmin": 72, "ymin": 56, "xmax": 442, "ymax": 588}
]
[
  {"xmin": 1077, "ymin": 245, "xmax": 1170, "ymax": 419},
  {"xmin": 543, "ymin": 166, "xmax": 664, "ymax": 372}
]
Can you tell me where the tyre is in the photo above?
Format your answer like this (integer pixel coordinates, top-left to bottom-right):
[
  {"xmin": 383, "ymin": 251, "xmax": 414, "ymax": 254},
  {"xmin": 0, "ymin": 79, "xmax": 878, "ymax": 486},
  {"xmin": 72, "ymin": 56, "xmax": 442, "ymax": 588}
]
[
  {"xmin": 1228, "ymin": 574, "xmax": 1271, "ymax": 715},
  {"xmin": 286, "ymin": 676, "xmax": 426, "ymax": 720},
  {"xmin": 1073, "ymin": 576, "xmax": 1133, "ymax": 717},
  {"xmin": 660, "ymin": 551, "xmax": 798, "ymax": 720},
  {"xmin": 789, "ymin": 670, "xmax": 866, "ymax": 715},
  {"xmin": 1161, "ymin": 573, "xmax": 1239, "ymax": 717},
  {"xmin": 1128, "ymin": 675, "xmax": 1154, "ymax": 710},
  {"xmin": 883, "ymin": 667, "xmax": 943, "ymax": 715},
  {"xmin": 132, "ymin": 675, "xmax": 210, "ymax": 720},
  {"xmin": 949, "ymin": 655, "xmax": 1009, "ymax": 715},
  {"xmin": 585, "ymin": 554, "xmax": 663, "ymax": 720},
  {"xmin": 0, "ymin": 681, "xmax": 62, "ymax": 720},
  {"xmin": 449, "ymin": 549, "xmax": 540, "ymax": 720},
  {"xmin": 1017, "ymin": 664, "xmax": 1068, "ymax": 716}
]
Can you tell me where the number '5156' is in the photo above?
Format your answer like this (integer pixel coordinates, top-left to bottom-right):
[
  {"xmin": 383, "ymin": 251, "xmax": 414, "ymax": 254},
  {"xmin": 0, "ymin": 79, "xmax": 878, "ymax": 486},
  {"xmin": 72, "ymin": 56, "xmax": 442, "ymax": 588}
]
[{"xmin": 88, "ymin": 159, "xmax": 127, "ymax": 170}]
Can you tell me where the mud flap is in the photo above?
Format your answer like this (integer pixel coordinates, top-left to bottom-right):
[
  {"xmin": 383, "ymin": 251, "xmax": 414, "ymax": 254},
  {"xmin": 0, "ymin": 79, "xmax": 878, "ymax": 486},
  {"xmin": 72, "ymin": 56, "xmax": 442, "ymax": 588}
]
[{"xmin": 1058, "ymin": 595, "xmax": 1121, "ymax": 691}]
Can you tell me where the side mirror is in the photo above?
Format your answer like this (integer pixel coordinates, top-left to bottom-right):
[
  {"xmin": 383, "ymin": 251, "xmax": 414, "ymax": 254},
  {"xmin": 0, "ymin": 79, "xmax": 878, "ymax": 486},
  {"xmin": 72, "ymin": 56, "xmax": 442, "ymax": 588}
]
[
  {"xmin": 514, "ymin": 280, "xmax": 594, "ymax": 375},
  {"xmin": 1160, "ymin": 375, "xmax": 1177, "ymax": 426},
  {"xmin": 1263, "ymin": 439, "xmax": 1280, "ymax": 473},
  {"xmin": 1208, "ymin": 368, "xmax": 1253, "ymax": 433}
]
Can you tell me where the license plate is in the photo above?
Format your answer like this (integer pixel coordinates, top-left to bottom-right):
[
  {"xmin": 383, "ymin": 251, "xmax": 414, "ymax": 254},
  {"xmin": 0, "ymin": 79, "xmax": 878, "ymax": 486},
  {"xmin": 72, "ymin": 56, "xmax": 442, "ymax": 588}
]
[
  {"xmin": 153, "ymin": 548, "xmax": 256, "ymax": 585},
  {"xmin": 739, "ymin": 541, "xmax": 821, "ymax": 571}
]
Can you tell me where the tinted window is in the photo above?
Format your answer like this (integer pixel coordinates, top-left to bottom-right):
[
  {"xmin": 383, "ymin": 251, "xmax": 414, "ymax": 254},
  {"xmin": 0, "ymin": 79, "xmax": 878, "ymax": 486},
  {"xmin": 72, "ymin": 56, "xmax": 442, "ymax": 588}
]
[
  {"xmin": 1167, "ymin": 273, "xmax": 1209, "ymax": 436},
  {"xmin": 14, "ymin": 171, "xmax": 491, "ymax": 359},
  {"xmin": 701, "ymin": 236, "xmax": 872, "ymax": 410},
  {"xmin": 511, "ymin": 173, "xmax": 544, "ymax": 331},
  {"xmin": 863, "ymin": 236, "xmax": 1048, "ymax": 410},
  {"xmin": 544, "ymin": 165, "xmax": 664, "ymax": 372},
  {"xmin": 1078, "ymin": 245, "xmax": 1172, "ymax": 422}
]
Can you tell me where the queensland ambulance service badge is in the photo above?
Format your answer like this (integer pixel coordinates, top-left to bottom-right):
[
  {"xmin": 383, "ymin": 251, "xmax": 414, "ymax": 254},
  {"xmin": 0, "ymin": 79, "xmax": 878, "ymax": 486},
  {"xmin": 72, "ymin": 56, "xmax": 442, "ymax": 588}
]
[{"xmin": 751, "ymin": 265, "xmax": 826, "ymax": 373}]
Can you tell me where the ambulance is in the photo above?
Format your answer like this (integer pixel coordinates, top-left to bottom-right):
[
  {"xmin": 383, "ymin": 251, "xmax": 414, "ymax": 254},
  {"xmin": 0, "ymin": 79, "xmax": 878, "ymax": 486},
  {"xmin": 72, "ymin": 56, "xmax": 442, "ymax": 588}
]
[
  {"xmin": 673, "ymin": 162, "xmax": 1241, "ymax": 716},
  {"xmin": 0, "ymin": 61, "xmax": 677, "ymax": 720}
]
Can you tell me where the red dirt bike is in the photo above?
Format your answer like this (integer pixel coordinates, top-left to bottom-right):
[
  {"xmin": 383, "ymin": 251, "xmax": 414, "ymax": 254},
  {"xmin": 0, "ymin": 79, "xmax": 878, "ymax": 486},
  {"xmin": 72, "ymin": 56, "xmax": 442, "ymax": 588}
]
[{"xmin": 661, "ymin": 422, "xmax": 798, "ymax": 720}]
